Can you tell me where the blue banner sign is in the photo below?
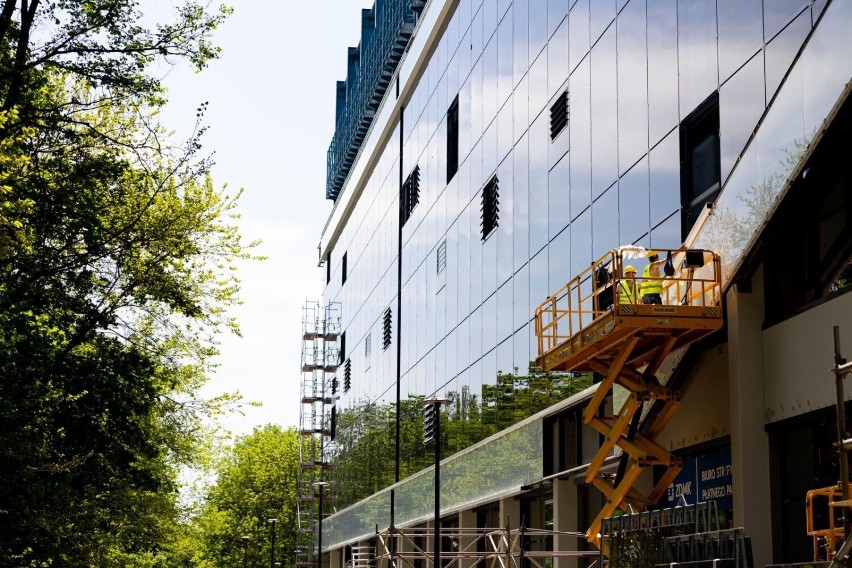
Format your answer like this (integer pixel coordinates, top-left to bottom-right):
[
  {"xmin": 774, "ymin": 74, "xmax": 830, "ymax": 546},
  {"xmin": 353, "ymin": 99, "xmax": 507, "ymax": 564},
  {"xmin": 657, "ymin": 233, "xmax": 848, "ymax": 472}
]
[
  {"xmin": 696, "ymin": 446, "xmax": 733, "ymax": 510},
  {"xmin": 659, "ymin": 446, "xmax": 732, "ymax": 510}
]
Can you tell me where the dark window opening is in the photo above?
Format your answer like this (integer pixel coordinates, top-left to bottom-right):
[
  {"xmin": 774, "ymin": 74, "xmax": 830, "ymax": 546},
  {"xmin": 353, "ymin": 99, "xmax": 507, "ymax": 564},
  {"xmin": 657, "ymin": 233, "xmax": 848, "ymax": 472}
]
[
  {"xmin": 341, "ymin": 251, "xmax": 348, "ymax": 285},
  {"xmin": 382, "ymin": 307, "xmax": 392, "ymax": 350},
  {"xmin": 402, "ymin": 164, "xmax": 421, "ymax": 226},
  {"xmin": 481, "ymin": 175, "xmax": 500, "ymax": 240},
  {"xmin": 326, "ymin": 252, "xmax": 332, "ymax": 285},
  {"xmin": 447, "ymin": 95, "xmax": 459, "ymax": 183},
  {"xmin": 768, "ymin": 407, "xmax": 843, "ymax": 563},
  {"xmin": 550, "ymin": 90, "xmax": 569, "ymax": 140},
  {"xmin": 680, "ymin": 92, "xmax": 721, "ymax": 239},
  {"xmin": 339, "ymin": 331, "xmax": 346, "ymax": 364}
]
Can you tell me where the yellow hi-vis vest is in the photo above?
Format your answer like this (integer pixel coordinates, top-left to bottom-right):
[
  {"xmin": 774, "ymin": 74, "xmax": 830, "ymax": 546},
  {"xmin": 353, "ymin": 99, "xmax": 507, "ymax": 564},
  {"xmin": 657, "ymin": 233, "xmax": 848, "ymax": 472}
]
[
  {"xmin": 641, "ymin": 263, "xmax": 663, "ymax": 296},
  {"xmin": 619, "ymin": 279, "xmax": 636, "ymax": 304}
]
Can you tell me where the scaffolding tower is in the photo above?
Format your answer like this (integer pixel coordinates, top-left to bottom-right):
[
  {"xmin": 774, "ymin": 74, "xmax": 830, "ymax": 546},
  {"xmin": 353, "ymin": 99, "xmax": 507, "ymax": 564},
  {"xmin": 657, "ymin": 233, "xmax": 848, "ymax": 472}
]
[{"xmin": 297, "ymin": 301, "xmax": 341, "ymax": 568}]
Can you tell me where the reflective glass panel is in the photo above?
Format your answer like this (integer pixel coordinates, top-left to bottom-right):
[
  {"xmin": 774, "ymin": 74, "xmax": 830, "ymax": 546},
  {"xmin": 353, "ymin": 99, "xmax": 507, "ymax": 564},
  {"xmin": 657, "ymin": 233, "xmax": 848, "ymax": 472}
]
[
  {"xmin": 529, "ymin": 51, "xmax": 548, "ymax": 123},
  {"xmin": 514, "ymin": 72, "xmax": 529, "ymax": 144},
  {"xmin": 619, "ymin": 157, "xmax": 650, "ymax": 245},
  {"xmin": 650, "ymin": 211, "xmax": 680, "ymax": 250},
  {"xmin": 590, "ymin": 24, "xmax": 618, "ymax": 198},
  {"xmin": 549, "ymin": 0, "xmax": 570, "ymax": 38},
  {"xmin": 549, "ymin": 153, "xmax": 571, "ymax": 239},
  {"xmin": 471, "ymin": 59, "xmax": 484, "ymax": 144},
  {"xmin": 569, "ymin": 57, "xmax": 592, "ymax": 218},
  {"xmin": 483, "ymin": 120, "xmax": 498, "ymax": 179},
  {"xmin": 764, "ymin": 9, "xmax": 810, "ymax": 104},
  {"xmin": 549, "ymin": 226, "xmax": 570, "ymax": 293},
  {"xmin": 457, "ymin": 204, "xmax": 471, "ymax": 319},
  {"xmin": 483, "ymin": 215, "xmax": 498, "ymax": 301},
  {"xmin": 570, "ymin": 206, "xmax": 592, "ymax": 278},
  {"xmin": 548, "ymin": 19, "xmax": 570, "ymax": 101},
  {"xmin": 648, "ymin": 129, "xmax": 680, "ymax": 228},
  {"xmin": 764, "ymin": 0, "xmax": 808, "ymax": 42},
  {"xmin": 617, "ymin": 0, "xmax": 649, "ymax": 175},
  {"xmin": 514, "ymin": 263, "xmax": 531, "ymax": 333},
  {"xmin": 484, "ymin": 0, "xmax": 499, "ymax": 42},
  {"xmin": 569, "ymin": 0, "xmax": 590, "ymax": 73},
  {"xmin": 529, "ymin": 0, "xmax": 549, "ymax": 63},
  {"xmin": 590, "ymin": 0, "xmax": 616, "ymax": 46},
  {"xmin": 497, "ymin": 158, "xmax": 514, "ymax": 286},
  {"xmin": 593, "ymin": 182, "xmax": 619, "ymax": 257},
  {"xmin": 717, "ymin": 0, "xmax": 762, "ymax": 83},
  {"xmin": 469, "ymin": 194, "xmax": 484, "ymax": 307},
  {"xmin": 529, "ymin": 114, "xmax": 550, "ymax": 255},
  {"xmin": 514, "ymin": 0, "xmax": 530, "ymax": 85},
  {"xmin": 498, "ymin": 93, "xmax": 514, "ymax": 162},
  {"xmin": 483, "ymin": 36, "xmax": 499, "ymax": 129},
  {"xmin": 647, "ymin": 0, "xmax": 679, "ymax": 147},
  {"xmin": 514, "ymin": 323, "xmax": 531, "ymax": 371},
  {"xmin": 483, "ymin": 292, "xmax": 497, "ymax": 354},
  {"xmin": 497, "ymin": 9, "xmax": 514, "ymax": 109},
  {"xmin": 719, "ymin": 52, "xmax": 765, "ymax": 184},
  {"xmin": 470, "ymin": 306, "xmax": 483, "ymax": 362},
  {"xmin": 513, "ymin": 133, "xmax": 531, "ymax": 271},
  {"xmin": 678, "ymin": 0, "xmax": 718, "ymax": 117},
  {"xmin": 529, "ymin": 247, "xmax": 549, "ymax": 318}
]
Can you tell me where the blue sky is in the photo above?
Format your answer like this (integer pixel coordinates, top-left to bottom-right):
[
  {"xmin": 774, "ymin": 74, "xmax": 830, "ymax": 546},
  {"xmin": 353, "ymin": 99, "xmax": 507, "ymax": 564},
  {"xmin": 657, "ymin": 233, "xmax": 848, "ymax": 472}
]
[{"xmin": 149, "ymin": 0, "xmax": 372, "ymax": 437}]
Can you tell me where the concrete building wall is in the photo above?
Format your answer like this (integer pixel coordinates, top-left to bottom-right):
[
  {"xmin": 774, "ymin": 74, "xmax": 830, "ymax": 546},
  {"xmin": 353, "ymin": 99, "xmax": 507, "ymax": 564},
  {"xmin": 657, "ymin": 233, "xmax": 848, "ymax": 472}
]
[{"xmin": 763, "ymin": 289, "xmax": 852, "ymax": 424}]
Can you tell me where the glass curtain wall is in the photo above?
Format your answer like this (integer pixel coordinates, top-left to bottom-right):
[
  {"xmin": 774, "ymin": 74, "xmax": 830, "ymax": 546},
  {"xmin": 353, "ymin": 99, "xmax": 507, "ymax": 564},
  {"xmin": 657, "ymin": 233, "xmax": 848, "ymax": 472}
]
[{"xmin": 322, "ymin": 0, "xmax": 831, "ymax": 523}]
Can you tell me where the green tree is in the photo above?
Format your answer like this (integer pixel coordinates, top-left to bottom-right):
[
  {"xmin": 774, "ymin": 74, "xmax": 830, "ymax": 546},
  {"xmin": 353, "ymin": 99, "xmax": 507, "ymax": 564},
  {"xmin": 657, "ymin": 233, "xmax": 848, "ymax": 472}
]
[
  {"xmin": 0, "ymin": 1, "xmax": 254, "ymax": 565},
  {"xmin": 193, "ymin": 425, "xmax": 302, "ymax": 568}
]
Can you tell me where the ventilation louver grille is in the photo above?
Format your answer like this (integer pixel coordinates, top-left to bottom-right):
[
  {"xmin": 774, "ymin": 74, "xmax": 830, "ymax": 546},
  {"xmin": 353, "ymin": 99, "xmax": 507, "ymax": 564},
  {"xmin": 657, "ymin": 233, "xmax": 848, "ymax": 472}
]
[
  {"xmin": 481, "ymin": 175, "xmax": 500, "ymax": 240},
  {"xmin": 343, "ymin": 358, "xmax": 352, "ymax": 393},
  {"xmin": 550, "ymin": 91, "xmax": 569, "ymax": 140},
  {"xmin": 402, "ymin": 165, "xmax": 420, "ymax": 226},
  {"xmin": 382, "ymin": 307, "xmax": 392, "ymax": 350}
]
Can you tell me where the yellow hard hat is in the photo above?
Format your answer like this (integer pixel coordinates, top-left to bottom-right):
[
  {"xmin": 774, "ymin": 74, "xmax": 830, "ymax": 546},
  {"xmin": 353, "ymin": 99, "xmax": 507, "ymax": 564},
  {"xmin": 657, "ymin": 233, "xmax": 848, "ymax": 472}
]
[
  {"xmin": 624, "ymin": 265, "xmax": 637, "ymax": 274},
  {"xmin": 646, "ymin": 250, "xmax": 659, "ymax": 259}
]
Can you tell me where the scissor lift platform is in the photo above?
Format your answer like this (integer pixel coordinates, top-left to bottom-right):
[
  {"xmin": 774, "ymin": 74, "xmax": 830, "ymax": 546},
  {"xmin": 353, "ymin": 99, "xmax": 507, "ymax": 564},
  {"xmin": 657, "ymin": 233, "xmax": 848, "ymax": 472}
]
[{"xmin": 534, "ymin": 248, "xmax": 723, "ymax": 553}]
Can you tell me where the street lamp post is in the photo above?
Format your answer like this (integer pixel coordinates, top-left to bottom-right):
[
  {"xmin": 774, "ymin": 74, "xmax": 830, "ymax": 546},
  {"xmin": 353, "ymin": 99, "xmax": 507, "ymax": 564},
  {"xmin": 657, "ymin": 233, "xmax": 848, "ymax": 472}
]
[
  {"xmin": 241, "ymin": 535, "xmax": 250, "ymax": 568},
  {"xmin": 424, "ymin": 397, "xmax": 451, "ymax": 568},
  {"xmin": 313, "ymin": 481, "xmax": 330, "ymax": 568},
  {"xmin": 268, "ymin": 518, "xmax": 279, "ymax": 568}
]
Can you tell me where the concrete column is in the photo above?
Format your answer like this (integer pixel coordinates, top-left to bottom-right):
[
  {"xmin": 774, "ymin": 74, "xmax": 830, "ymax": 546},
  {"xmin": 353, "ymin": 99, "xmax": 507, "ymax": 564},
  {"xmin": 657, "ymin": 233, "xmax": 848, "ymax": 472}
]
[
  {"xmin": 499, "ymin": 496, "xmax": 521, "ymax": 531},
  {"xmin": 330, "ymin": 548, "xmax": 342, "ymax": 568},
  {"xmin": 499, "ymin": 496, "xmax": 521, "ymax": 559},
  {"xmin": 553, "ymin": 478, "xmax": 580, "ymax": 568},
  {"xmin": 727, "ymin": 268, "xmax": 772, "ymax": 568},
  {"xmin": 459, "ymin": 509, "xmax": 477, "ymax": 568}
]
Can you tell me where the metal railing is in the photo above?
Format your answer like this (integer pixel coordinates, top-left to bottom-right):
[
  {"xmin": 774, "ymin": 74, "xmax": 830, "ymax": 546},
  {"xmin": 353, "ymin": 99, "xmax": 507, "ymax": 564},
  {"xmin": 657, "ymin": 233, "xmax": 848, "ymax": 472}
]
[
  {"xmin": 374, "ymin": 525, "xmax": 598, "ymax": 568},
  {"xmin": 534, "ymin": 248, "xmax": 723, "ymax": 358}
]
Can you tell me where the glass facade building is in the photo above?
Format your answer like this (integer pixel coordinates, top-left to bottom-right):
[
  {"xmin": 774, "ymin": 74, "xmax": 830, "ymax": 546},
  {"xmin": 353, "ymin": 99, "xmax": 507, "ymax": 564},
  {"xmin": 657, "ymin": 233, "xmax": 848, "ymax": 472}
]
[{"xmin": 313, "ymin": 0, "xmax": 852, "ymax": 564}]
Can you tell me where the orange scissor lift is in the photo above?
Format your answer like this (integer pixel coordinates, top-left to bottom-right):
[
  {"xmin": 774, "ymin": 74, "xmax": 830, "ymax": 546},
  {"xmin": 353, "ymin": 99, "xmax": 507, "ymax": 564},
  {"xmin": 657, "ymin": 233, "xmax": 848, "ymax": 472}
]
[{"xmin": 534, "ymin": 248, "xmax": 724, "ymax": 555}]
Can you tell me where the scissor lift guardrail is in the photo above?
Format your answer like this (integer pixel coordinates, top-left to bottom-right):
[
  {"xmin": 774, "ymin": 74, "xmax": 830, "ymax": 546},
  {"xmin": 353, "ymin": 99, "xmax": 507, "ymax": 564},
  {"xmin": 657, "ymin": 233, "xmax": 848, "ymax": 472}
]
[{"xmin": 534, "ymin": 248, "xmax": 723, "ymax": 554}]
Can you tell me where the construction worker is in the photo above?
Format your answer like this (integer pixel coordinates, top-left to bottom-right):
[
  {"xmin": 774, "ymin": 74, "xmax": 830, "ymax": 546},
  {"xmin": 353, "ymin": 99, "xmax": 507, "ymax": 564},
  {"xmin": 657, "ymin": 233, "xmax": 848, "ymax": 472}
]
[
  {"xmin": 619, "ymin": 265, "xmax": 638, "ymax": 305},
  {"xmin": 641, "ymin": 250, "xmax": 666, "ymax": 304}
]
